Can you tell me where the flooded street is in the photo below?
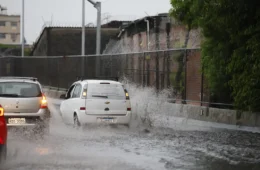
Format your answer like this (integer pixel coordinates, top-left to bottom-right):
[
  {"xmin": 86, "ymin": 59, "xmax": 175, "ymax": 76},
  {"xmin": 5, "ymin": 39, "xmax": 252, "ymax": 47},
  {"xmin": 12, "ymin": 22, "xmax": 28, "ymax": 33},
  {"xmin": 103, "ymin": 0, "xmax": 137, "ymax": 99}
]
[{"xmin": 1, "ymin": 97, "xmax": 260, "ymax": 170}]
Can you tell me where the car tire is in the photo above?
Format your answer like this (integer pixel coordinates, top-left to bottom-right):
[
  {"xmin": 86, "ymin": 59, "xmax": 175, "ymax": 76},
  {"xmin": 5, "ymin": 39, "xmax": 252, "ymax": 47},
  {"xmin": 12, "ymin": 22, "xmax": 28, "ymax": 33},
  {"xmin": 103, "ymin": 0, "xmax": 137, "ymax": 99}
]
[
  {"xmin": 73, "ymin": 114, "xmax": 81, "ymax": 128},
  {"xmin": 0, "ymin": 144, "xmax": 7, "ymax": 164}
]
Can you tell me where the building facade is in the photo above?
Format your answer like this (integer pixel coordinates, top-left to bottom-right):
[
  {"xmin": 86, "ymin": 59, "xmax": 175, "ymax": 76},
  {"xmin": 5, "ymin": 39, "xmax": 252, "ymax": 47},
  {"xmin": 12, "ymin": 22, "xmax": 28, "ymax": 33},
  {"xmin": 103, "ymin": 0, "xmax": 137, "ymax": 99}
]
[{"xmin": 0, "ymin": 11, "xmax": 20, "ymax": 44}]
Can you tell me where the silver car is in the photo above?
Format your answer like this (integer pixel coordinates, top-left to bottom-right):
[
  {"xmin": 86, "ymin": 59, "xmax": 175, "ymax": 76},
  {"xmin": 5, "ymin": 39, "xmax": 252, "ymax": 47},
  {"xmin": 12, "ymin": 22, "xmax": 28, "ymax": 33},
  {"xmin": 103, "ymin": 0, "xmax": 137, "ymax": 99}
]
[{"xmin": 0, "ymin": 77, "xmax": 50, "ymax": 136}]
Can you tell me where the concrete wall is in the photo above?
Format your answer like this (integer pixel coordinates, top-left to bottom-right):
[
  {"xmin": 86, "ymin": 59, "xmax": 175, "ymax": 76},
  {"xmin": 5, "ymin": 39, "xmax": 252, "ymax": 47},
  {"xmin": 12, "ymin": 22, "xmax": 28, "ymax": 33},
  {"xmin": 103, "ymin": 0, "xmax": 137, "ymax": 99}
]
[
  {"xmin": 156, "ymin": 102, "xmax": 260, "ymax": 127},
  {"xmin": 32, "ymin": 27, "xmax": 119, "ymax": 56}
]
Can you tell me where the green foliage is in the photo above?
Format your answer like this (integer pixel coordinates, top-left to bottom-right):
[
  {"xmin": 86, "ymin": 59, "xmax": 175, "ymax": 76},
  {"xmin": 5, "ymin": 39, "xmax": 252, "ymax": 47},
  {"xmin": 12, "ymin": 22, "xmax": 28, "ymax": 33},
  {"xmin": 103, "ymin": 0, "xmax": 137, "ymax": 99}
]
[
  {"xmin": 0, "ymin": 44, "xmax": 18, "ymax": 48},
  {"xmin": 169, "ymin": 51, "xmax": 185, "ymax": 96},
  {"xmin": 170, "ymin": 0, "xmax": 260, "ymax": 111},
  {"xmin": 0, "ymin": 44, "xmax": 32, "ymax": 56}
]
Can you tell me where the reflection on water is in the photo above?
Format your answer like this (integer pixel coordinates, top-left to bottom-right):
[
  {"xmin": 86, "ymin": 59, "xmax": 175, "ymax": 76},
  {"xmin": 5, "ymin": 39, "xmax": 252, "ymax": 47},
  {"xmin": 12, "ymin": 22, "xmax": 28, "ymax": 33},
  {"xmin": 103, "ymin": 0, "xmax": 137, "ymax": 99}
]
[{"xmin": 198, "ymin": 157, "xmax": 260, "ymax": 170}]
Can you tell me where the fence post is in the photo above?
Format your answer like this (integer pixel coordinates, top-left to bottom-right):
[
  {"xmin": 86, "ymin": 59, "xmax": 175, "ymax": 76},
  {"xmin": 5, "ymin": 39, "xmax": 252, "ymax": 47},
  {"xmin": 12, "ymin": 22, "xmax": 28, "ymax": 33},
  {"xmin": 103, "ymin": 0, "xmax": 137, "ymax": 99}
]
[
  {"xmin": 162, "ymin": 51, "xmax": 166, "ymax": 89},
  {"xmin": 167, "ymin": 50, "xmax": 170, "ymax": 88},
  {"xmin": 81, "ymin": 55, "xmax": 85, "ymax": 78},
  {"xmin": 130, "ymin": 54, "xmax": 133, "ymax": 82},
  {"xmin": 201, "ymin": 64, "xmax": 204, "ymax": 106},
  {"xmin": 166, "ymin": 17, "xmax": 171, "ymax": 89},
  {"xmin": 183, "ymin": 49, "xmax": 187, "ymax": 104},
  {"xmin": 95, "ymin": 54, "xmax": 100, "ymax": 78},
  {"xmin": 138, "ymin": 53, "xmax": 142, "ymax": 85},
  {"xmin": 156, "ymin": 51, "xmax": 159, "ymax": 92},
  {"xmin": 110, "ymin": 55, "xmax": 113, "ymax": 77},
  {"xmin": 57, "ymin": 58, "xmax": 60, "ymax": 89},
  {"xmin": 147, "ymin": 52, "xmax": 150, "ymax": 86},
  {"xmin": 47, "ymin": 57, "xmax": 50, "ymax": 86},
  {"xmin": 125, "ymin": 54, "xmax": 128, "ymax": 79}
]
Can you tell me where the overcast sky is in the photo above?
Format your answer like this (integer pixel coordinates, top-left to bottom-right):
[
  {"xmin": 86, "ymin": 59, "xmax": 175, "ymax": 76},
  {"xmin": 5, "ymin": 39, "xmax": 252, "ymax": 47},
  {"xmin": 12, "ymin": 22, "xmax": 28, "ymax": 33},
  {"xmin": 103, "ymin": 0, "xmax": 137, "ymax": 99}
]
[{"xmin": 2, "ymin": 0, "xmax": 171, "ymax": 44}]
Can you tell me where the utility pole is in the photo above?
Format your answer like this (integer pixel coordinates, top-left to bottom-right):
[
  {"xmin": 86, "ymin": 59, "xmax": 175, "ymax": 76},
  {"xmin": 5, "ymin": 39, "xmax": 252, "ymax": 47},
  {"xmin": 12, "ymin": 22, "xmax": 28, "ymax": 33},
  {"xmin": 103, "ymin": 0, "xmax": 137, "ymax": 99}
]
[
  {"xmin": 96, "ymin": 1, "xmax": 101, "ymax": 55},
  {"xmin": 87, "ymin": 0, "xmax": 102, "ymax": 78},
  {"xmin": 144, "ymin": 19, "xmax": 150, "ymax": 86},
  {"xmin": 87, "ymin": 0, "xmax": 101, "ymax": 55},
  {"xmin": 81, "ymin": 0, "xmax": 85, "ymax": 56},
  {"xmin": 21, "ymin": 0, "xmax": 25, "ymax": 57},
  {"xmin": 144, "ymin": 19, "xmax": 150, "ymax": 51},
  {"xmin": 81, "ymin": 0, "xmax": 85, "ymax": 78}
]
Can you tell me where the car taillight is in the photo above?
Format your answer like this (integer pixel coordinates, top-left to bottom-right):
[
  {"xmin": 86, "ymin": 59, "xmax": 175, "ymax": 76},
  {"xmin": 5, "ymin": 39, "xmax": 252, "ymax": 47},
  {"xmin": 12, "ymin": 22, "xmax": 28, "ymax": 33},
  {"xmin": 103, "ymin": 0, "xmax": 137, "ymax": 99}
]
[
  {"xmin": 80, "ymin": 107, "xmax": 86, "ymax": 110},
  {"xmin": 0, "ymin": 104, "xmax": 5, "ymax": 144},
  {"xmin": 127, "ymin": 108, "xmax": 131, "ymax": 111},
  {"xmin": 0, "ymin": 105, "xmax": 4, "ymax": 116},
  {"xmin": 41, "ymin": 94, "xmax": 47, "ymax": 109},
  {"xmin": 125, "ymin": 90, "xmax": 130, "ymax": 100}
]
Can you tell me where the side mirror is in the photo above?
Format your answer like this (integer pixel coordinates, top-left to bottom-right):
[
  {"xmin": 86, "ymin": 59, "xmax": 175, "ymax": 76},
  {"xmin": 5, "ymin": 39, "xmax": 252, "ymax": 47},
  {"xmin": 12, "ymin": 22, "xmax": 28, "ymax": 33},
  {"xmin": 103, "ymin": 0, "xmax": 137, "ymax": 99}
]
[{"xmin": 60, "ymin": 94, "xmax": 66, "ymax": 99}]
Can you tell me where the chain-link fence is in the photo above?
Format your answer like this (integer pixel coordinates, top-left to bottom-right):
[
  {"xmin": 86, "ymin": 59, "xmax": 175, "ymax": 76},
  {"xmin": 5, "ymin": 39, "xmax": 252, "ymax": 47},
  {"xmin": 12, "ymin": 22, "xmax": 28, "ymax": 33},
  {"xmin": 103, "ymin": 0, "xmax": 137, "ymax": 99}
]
[{"xmin": 0, "ymin": 48, "xmax": 223, "ymax": 107}]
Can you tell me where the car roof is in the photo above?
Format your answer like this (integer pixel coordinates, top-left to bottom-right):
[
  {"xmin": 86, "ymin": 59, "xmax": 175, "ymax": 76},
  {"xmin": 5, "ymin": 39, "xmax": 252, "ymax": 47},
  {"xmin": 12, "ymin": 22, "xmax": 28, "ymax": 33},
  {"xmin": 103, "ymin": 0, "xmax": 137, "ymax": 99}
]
[
  {"xmin": 0, "ymin": 78, "xmax": 40, "ymax": 84},
  {"xmin": 75, "ymin": 79, "xmax": 122, "ymax": 86}
]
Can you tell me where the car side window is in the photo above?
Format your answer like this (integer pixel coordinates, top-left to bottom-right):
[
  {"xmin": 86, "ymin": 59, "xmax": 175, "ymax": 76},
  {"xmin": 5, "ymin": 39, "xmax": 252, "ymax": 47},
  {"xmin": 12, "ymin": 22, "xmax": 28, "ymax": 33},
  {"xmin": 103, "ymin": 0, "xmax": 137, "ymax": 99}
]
[
  {"xmin": 66, "ymin": 85, "xmax": 75, "ymax": 99},
  {"xmin": 72, "ymin": 84, "xmax": 82, "ymax": 98}
]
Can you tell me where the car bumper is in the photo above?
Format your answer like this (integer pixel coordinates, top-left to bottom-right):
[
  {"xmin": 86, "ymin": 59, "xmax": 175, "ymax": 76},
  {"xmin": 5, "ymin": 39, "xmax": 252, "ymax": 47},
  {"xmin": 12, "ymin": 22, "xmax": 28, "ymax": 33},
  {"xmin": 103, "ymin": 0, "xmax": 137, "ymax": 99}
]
[
  {"xmin": 78, "ymin": 111, "xmax": 131, "ymax": 125},
  {"xmin": 4, "ymin": 108, "xmax": 50, "ymax": 127}
]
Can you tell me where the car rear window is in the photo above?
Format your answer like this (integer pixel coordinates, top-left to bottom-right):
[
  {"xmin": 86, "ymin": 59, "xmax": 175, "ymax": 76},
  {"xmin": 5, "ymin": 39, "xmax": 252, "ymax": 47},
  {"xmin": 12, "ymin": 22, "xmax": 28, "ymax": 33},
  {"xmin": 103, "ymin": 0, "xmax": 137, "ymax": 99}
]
[
  {"xmin": 0, "ymin": 82, "xmax": 41, "ymax": 98},
  {"xmin": 87, "ymin": 83, "xmax": 125, "ymax": 100}
]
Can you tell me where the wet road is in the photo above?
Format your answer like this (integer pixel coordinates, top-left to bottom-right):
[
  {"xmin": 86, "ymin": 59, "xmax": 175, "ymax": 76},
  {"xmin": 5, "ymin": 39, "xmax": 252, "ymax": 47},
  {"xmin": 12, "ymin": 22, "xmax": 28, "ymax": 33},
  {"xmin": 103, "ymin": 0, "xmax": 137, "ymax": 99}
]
[{"xmin": 1, "ymin": 99, "xmax": 260, "ymax": 170}]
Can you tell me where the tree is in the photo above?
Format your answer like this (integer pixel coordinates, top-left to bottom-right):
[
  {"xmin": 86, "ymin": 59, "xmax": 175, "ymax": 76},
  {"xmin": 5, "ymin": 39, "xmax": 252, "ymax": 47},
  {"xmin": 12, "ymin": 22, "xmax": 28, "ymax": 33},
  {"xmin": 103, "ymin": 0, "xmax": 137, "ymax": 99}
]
[{"xmin": 170, "ymin": 0, "xmax": 260, "ymax": 111}]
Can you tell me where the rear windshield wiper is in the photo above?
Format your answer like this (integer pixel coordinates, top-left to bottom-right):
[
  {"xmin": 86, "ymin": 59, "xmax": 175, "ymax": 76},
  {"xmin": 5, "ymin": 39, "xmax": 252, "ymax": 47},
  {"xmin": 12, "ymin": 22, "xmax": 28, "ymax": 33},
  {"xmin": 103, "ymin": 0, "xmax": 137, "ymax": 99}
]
[
  {"xmin": 0, "ymin": 94, "xmax": 19, "ymax": 97},
  {"xmin": 92, "ymin": 95, "xmax": 108, "ymax": 98}
]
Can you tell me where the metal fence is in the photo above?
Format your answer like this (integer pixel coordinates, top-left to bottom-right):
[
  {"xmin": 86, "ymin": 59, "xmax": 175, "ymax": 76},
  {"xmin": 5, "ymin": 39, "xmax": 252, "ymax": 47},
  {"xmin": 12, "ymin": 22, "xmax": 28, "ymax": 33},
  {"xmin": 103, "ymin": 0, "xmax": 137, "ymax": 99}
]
[{"xmin": 0, "ymin": 48, "xmax": 218, "ymax": 106}]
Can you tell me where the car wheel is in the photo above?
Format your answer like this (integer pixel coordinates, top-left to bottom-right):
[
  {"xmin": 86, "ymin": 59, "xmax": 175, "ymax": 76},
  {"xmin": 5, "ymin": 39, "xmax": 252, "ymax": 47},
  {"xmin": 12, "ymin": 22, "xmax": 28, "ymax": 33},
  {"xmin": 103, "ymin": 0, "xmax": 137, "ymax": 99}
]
[
  {"xmin": 73, "ymin": 114, "xmax": 81, "ymax": 128},
  {"xmin": 0, "ymin": 144, "xmax": 7, "ymax": 164}
]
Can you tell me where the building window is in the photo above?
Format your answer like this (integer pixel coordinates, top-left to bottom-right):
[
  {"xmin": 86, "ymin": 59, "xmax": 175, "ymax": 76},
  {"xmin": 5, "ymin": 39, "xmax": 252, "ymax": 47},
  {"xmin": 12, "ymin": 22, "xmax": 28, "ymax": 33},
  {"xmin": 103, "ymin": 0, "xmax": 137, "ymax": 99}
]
[
  {"xmin": 0, "ymin": 21, "xmax": 6, "ymax": 26},
  {"xmin": 11, "ymin": 34, "xmax": 17, "ymax": 42},
  {"xmin": 0, "ymin": 33, "xmax": 6, "ymax": 39},
  {"xmin": 11, "ymin": 22, "xmax": 17, "ymax": 27}
]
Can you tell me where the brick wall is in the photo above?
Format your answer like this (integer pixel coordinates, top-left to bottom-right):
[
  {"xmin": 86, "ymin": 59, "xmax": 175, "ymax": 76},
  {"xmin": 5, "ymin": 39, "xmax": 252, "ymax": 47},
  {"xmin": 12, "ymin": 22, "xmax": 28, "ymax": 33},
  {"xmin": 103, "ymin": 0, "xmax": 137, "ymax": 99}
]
[{"xmin": 186, "ymin": 50, "xmax": 202, "ymax": 105}]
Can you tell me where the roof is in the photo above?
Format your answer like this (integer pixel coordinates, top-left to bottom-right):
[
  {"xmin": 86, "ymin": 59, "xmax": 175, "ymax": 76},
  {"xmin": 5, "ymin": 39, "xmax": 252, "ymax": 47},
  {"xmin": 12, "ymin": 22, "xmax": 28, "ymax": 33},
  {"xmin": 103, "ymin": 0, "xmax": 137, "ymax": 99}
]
[
  {"xmin": 101, "ymin": 20, "xmax": 132, "ymax": 28},
  {"xmin": 125, "ymin": 13, "xmax": 168, "ymax": 28},
  {"xmin": 116, "ymin": 13, "xmax": 169, "ymax": 38}
]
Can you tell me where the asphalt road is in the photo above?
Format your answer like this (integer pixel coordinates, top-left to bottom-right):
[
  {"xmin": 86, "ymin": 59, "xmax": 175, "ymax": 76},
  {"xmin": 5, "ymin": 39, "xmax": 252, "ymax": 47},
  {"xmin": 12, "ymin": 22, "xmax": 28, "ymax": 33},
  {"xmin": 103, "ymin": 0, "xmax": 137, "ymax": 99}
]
[{"xmin": 1, "ymin": 99, "xmax": 260, "ymax": 170}]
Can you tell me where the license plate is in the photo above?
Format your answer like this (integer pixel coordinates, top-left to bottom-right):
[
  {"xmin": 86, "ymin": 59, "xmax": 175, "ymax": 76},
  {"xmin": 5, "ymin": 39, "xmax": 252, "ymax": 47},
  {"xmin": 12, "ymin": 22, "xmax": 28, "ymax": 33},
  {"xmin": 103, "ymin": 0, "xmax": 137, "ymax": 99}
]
[
  {"xmin": 98, "ymin": 117, "xmax": 114, "ymax": 123},
  {"xmin": 8, "ymin": 118, "xmax": 26, "ymax": 124}
]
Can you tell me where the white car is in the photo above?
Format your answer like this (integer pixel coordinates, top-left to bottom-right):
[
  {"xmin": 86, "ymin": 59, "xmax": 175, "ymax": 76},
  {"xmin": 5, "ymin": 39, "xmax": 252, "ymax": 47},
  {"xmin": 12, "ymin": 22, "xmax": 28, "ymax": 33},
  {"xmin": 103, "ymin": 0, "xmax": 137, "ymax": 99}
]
[{"xmin": 60, "ymin": 80, "xmax": 131, "ymax": 127}]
